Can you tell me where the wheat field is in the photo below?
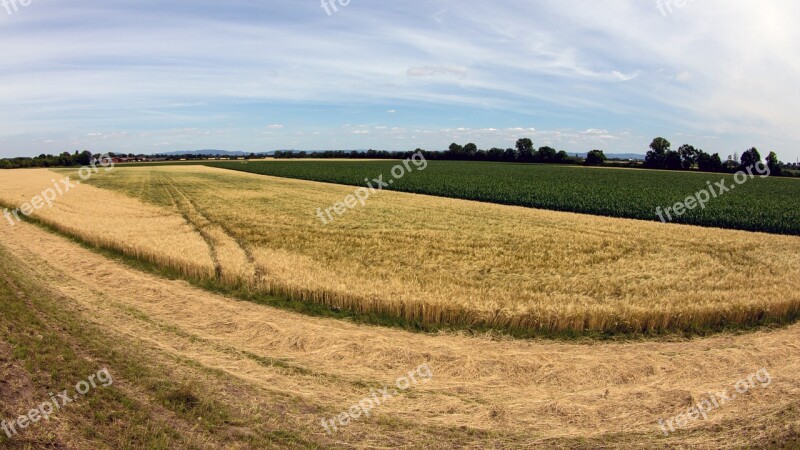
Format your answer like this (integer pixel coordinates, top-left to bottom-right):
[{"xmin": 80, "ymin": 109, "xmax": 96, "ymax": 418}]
[
  {"xmin": 0, "ymin": 168, "xmax": 216, "ymax": 280},
  {"xmin": 2, "ymin": 165, "xmax": 799, "ymax": 335}
]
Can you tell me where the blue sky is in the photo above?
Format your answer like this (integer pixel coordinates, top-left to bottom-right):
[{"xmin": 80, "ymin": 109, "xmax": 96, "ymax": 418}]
[{"xmin": 1, "ymin": 0, "xmax": 799, "ymax": 161}]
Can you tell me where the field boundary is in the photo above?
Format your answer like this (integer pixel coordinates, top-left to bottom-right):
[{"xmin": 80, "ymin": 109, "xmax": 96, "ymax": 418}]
[{"xmin": 204, "ymin": 160, "xmax": 800, "ymax": 236}]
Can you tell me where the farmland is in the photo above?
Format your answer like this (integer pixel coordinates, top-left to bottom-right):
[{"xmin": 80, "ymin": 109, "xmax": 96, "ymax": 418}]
[
  {"xmin": 5, "ymin": 2, "xmax": 800, "ymax": 447},
  {"xmin": 207, "ymin": 160, "xmax": 800, "ymax": 235},
  {"xmin": 2, "ymin": 166, "xmax": 799, "ymax": 338},
  {"xmin": 3, "ymin": 213, "xmax": 800, "ymax": 448},
  {"xmin": 1, "ymin": 164, "xmax": 800, "ymax": 448}
]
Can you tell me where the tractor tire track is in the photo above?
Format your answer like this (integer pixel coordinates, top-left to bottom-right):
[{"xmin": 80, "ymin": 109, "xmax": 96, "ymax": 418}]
[
  {"xmin": 179, "ymin": 188, "xmax": 266, "ymax": 282},
  {"xmin": 159, "ymin": 174, "xmax": 255, "ymax": 285},
  {"xmin": 157, "ymin": 173, "xmax": 223, "ymax": 281}
]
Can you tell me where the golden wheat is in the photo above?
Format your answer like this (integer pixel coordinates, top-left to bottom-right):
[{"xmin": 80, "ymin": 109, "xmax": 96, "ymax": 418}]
[
  {"xmin": 0, "ymin": 168, "xmax": 216, "ymax": 280},
  {"xmin": 4, "ymin": 165, "xmax": 799, "ymax": 335}
]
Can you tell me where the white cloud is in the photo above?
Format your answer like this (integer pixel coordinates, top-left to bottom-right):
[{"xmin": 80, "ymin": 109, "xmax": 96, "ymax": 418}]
[
  {"xmin": 406, "ymin": 65, "xmax": 468, "ymax": 77},
  {"xmin": 675, "ymin": 71, "xmax": 692, "ymax": 82},
  {"xmin": 611, "ymin": 70, "xmax": 640, "ymax": 82}
]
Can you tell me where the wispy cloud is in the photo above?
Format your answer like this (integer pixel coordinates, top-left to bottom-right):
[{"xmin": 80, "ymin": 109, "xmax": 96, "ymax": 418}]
[{"xmin": 406, "ymin": 65, "xmax": 468, "ymax": 77}]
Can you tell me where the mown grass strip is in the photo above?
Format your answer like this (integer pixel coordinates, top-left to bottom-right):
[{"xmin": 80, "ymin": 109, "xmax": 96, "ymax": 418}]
[
  {"xmin": 0, "ymin": 251, "xmax": 185, "ymax": 448},
  {"xmin": 0, "ymin": 244, "xmax": 320, "ymax": 448}
]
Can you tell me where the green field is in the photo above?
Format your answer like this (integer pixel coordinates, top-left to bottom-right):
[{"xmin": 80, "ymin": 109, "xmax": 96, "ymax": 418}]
[{"xmin": 205, "ymin": 160, "xmax": 800, "ymax": 235}]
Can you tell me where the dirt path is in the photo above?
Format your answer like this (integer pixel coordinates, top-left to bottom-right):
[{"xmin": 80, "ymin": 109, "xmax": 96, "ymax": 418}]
[{"xmin": 1, "ymin": 220, "xmax": 799, "ymax": 448}]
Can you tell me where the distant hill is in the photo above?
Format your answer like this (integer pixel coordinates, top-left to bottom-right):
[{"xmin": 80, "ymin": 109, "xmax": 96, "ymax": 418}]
[
  {"xmin": 600, "ymin": 153, "xmax": 646, "ymax": 160},
  {"xmin": 150, "ymin": 149, "xmax": 646, "ymax": 160},
  {"xmin": 273, "ymin": 149, "xmax": 371, "ymax": 153},
  {"xmin": 152, "ymin": 149, "xmax": 256, "ymax": 156}
]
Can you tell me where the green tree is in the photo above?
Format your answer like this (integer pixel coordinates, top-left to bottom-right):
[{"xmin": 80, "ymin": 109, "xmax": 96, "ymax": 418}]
[
  {"xmin": 697, "ymin": 151, "xmax": 723, "ymax": 172},
  {"xmin": 74, "ymin": 150, "xmax": 93, "ymax": 166},
  {"xmin": 516, "ymin": 138, "xmax": 534, "ymax": 161},
  {"xmin": 645, "ymin": 137, "xmax": 671, "ymax": 169},
  {"xmin": 463, "ymin": 143, "xmax": 478, "ymax": 157},
  {"xmin": 585, "ymin": 150, "xmax": 607, "ymax": 166},
  {"xmin": 678, "ymin": 144, "xmax": 699, "ymax": 170},
  {"xmin": 740, "ymin": 147, "xmax": 761, "ymax": 169},
  {"xmin": 487, "ymin": 148, "xmax": 504, "ymax": 160},
  {"xmin": 665, "ymin": 150, "xmax": 683, "ymax": 170},
  {"xmin": 537, "ymin": 146, "xmax": 557, "ymax": 163},
  {"xmin": 766, "ymin": 151, "xmax": 782, "ymax": 176},
  {"xmin": 448, "ymin": 143, "xmax": 464, "ymax": 158}
]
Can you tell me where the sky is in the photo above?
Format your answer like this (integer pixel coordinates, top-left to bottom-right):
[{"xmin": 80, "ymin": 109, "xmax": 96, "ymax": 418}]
[{"xmin": 0, "ymin": 0, "xmax": 799, "ymax": 161}]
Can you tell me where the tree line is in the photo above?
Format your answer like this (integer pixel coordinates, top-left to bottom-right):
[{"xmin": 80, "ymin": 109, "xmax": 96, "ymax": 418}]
[
  {"xmin": 643, "ymin": 137, "xmax": 784, "ymax": 175},
  {"xmin": 275, "ymin": 139, "xmax": 605, "ymax": 166},
  {"xmin": 0, "ymin": 151, "xmax": 97, "ymax": 169},
  {"xmin": 276, "ymin": 137, "xmax": 793, "ymax": 175},
  {"xmin": 2, "ymin": 138, "xmax": 795, "ymax": 176}
]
